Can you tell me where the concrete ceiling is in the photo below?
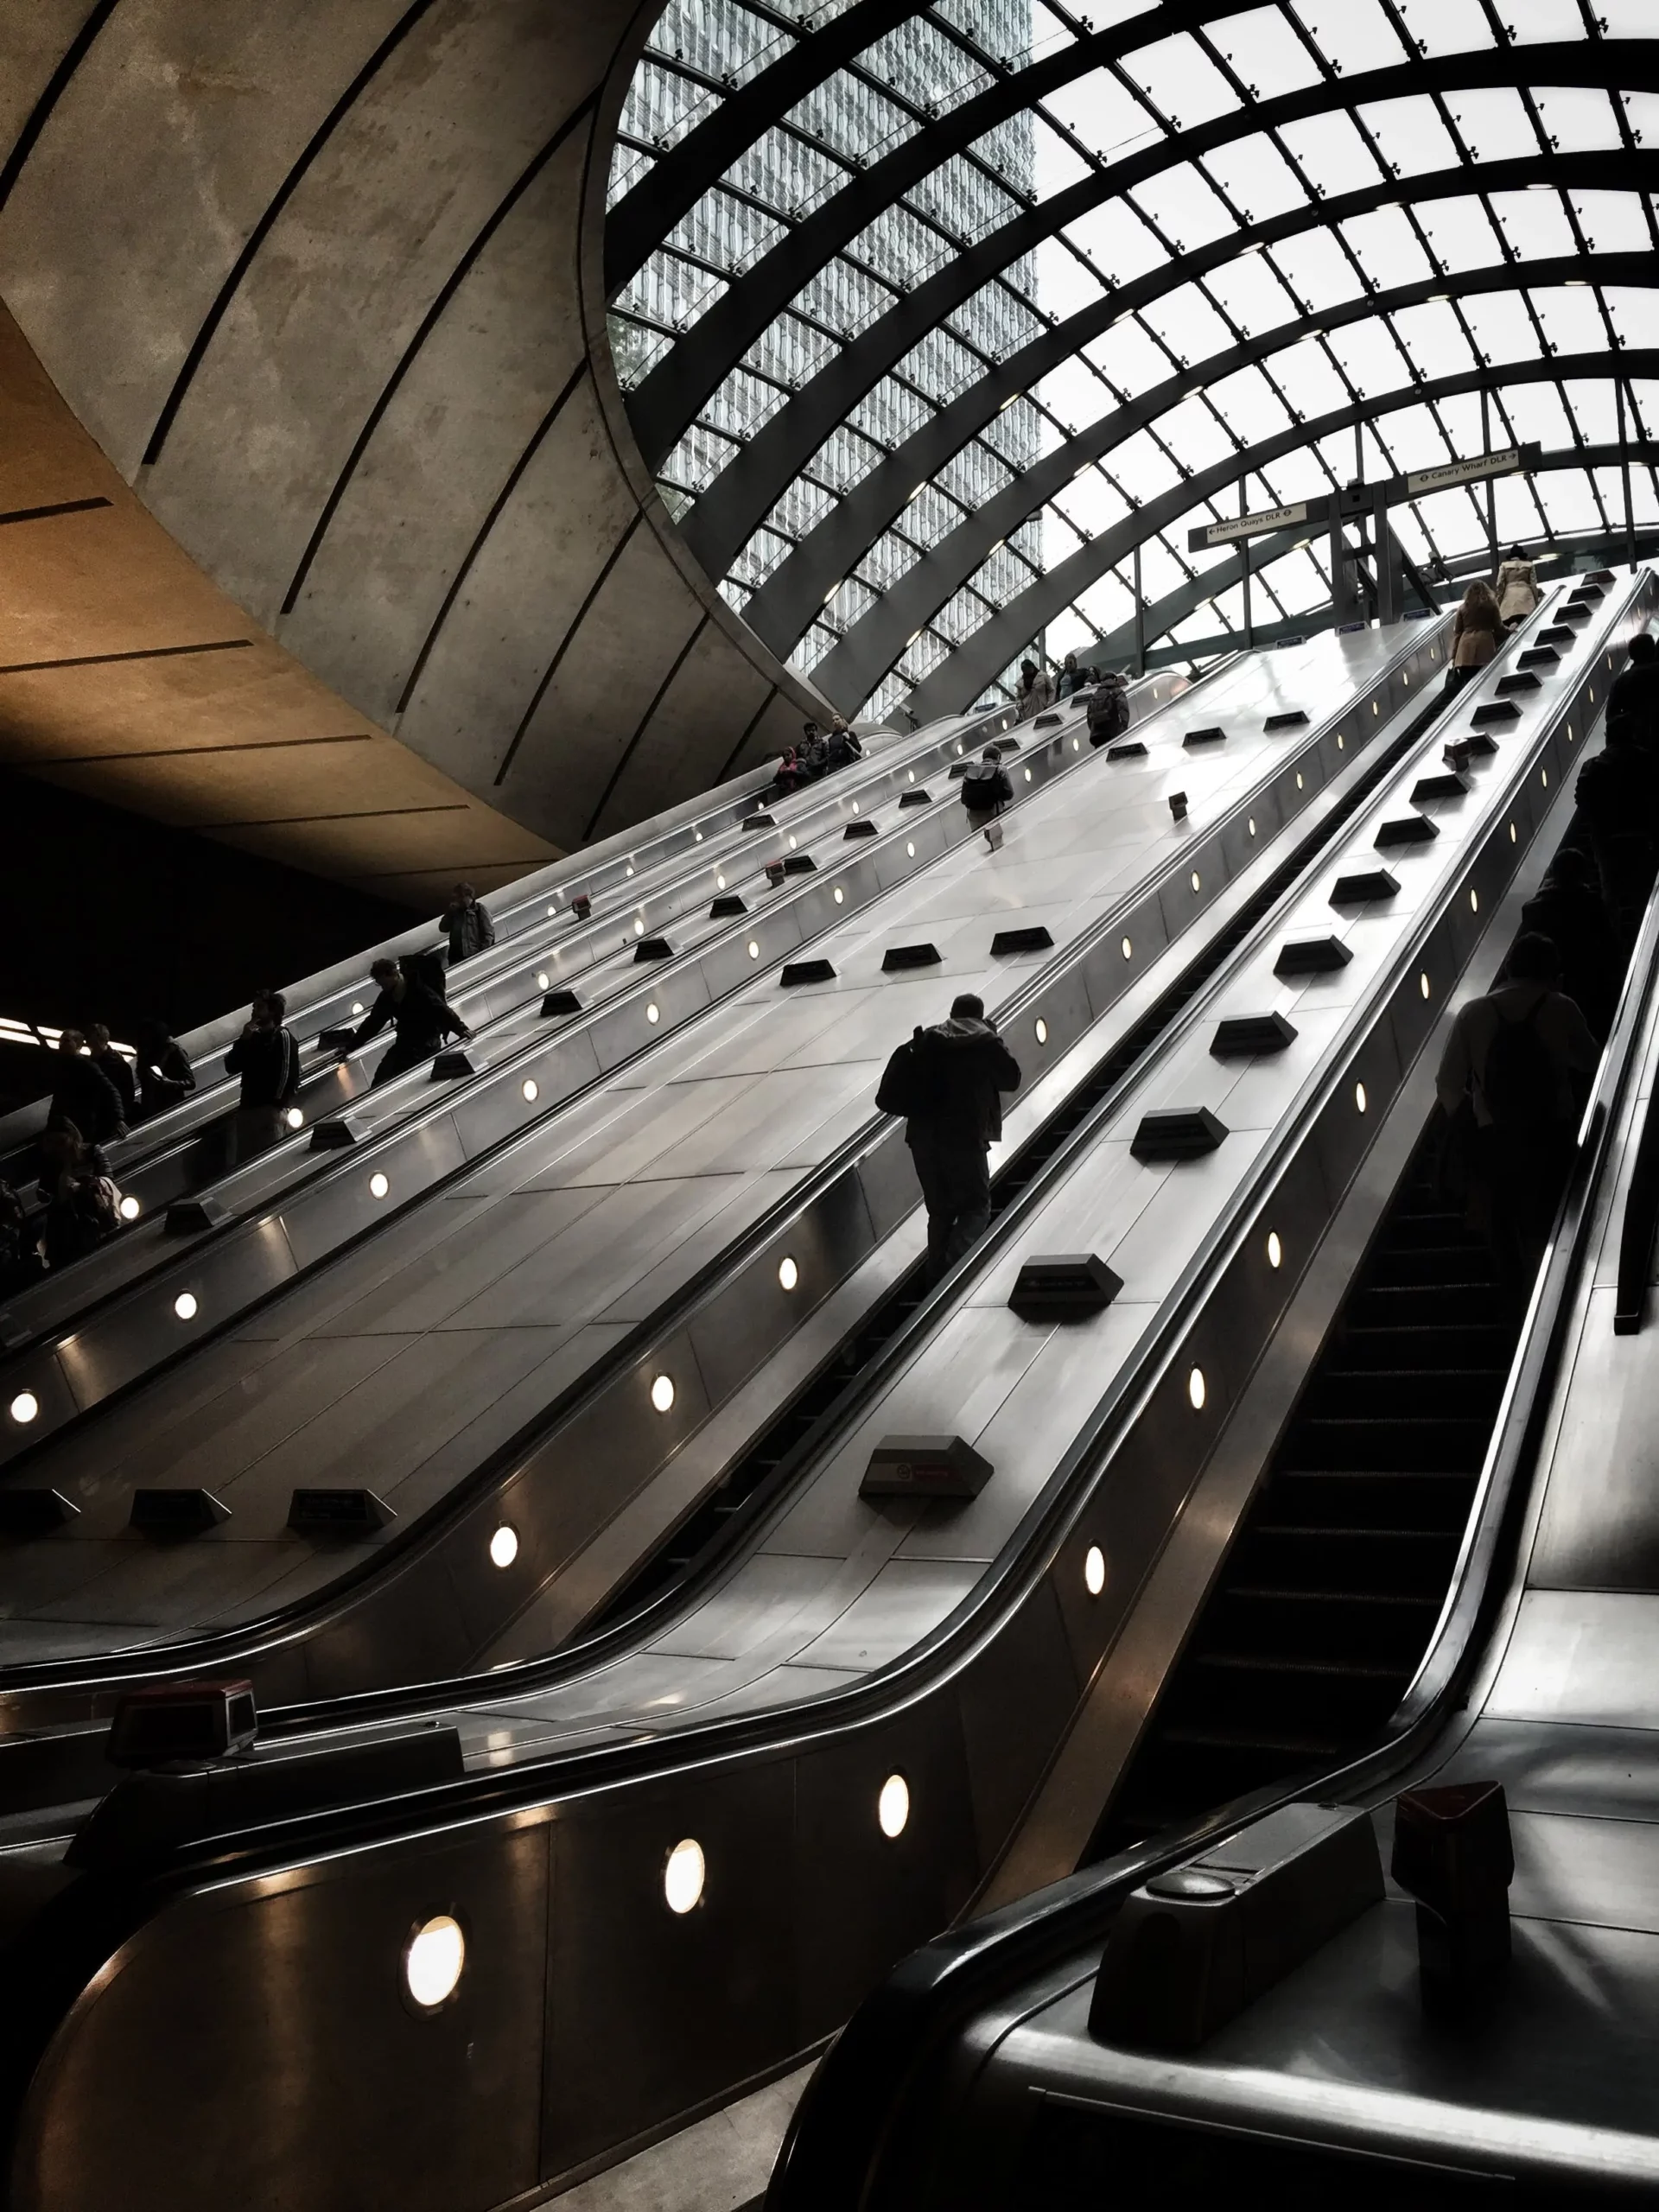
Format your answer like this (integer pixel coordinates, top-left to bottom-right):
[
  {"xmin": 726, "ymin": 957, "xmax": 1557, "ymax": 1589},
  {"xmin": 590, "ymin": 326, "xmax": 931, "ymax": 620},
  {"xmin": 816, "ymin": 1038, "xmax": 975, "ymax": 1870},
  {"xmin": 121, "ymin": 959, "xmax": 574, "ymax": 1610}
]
[{"xmin": 0, "ymin": 0, "xmax": 816, "ymax": 904}]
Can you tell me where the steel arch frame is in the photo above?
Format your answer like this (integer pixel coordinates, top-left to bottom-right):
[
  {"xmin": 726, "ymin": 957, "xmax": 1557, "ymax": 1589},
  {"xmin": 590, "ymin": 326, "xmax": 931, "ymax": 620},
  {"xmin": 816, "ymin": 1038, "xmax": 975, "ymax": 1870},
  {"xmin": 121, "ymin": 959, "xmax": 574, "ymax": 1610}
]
[
  {"xmin": 892, "ymin": 349, "xmax": 1659, "ymax": 721},
  {"xmin": 625, "ymin": 39, "xmax": 1658, "ymax": 467},
  {"xmin": 803, "ymin": 251, "xmax": 1657, "ymax": 706},
  {"xmin": 728, "ymin": 147, "xmax": 1658, "ymax": 652}
]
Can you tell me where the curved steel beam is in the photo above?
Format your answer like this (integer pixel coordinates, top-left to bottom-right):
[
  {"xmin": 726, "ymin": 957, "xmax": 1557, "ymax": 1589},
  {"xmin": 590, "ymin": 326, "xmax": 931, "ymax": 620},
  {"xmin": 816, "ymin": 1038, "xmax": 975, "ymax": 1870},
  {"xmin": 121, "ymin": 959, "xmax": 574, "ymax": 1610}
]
[
  {"xmin": 893, "ymin": 347, "xmax": 1659, "ymax": 722},
  {"xmin": 604, "ymin": 0, "xmax": 923, "ymax": 296},
  {"xmin": 728, "ymin": 147, "xmax": 1654, "ymax": 647},
  {"xmin": 808, "ymin": 254, "xmax": 1656, "ymax": 708},
  {"xmin": 627, "ymin": 38, "xmax": 1657, "ymax": 467}
]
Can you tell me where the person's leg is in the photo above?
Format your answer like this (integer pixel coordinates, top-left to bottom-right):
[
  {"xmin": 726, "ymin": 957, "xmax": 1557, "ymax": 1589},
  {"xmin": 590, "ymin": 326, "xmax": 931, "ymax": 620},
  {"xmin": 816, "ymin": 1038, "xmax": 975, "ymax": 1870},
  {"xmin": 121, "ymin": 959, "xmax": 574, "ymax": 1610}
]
[
  {"xmin": 908, "ymin": 1136, "xmax": 954, "ymax": 1277},
  {"xmin": 939, "ymin": 1143, "xmax": 992, "ymax": 1268},
  {"xmin": 370, "ymin": 1037, "xmax": 429, "ymax": 1089}
]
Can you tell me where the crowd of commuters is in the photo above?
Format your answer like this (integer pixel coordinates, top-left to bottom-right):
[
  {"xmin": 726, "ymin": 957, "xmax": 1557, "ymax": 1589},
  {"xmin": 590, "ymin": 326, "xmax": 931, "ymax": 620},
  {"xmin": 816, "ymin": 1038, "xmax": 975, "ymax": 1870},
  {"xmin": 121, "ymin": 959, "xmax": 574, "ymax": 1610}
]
[{"xmin": 766, "ymin": 715, "xmax": 864, "ymax": 801}]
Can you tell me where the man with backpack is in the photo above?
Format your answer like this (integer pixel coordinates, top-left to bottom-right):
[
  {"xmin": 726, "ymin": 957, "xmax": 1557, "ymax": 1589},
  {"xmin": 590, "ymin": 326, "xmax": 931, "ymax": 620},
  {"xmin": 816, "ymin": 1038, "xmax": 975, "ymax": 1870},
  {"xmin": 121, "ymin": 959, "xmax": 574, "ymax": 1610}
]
[
  {"xmin": 224, "ymin": 990, "xmax": 303, "ymax": 1166},
  {"xmin": 344, "ymin": 955, "xmax": 473, "ymax": 1088},
  {"xmin": 875, "ymin": 991, "xmax": 1021, "ymax": 1279},
  {"xmin": 1435, "ymin": 932, "xmax": 1599, "ymax": 1305},
  {"xmin": 1086, "ymin": 670, "xmax": 1131, "ymax": 747},
  {"xmin": 960, "ymin": 743, "xmax": 1014, "ymax": 851}
]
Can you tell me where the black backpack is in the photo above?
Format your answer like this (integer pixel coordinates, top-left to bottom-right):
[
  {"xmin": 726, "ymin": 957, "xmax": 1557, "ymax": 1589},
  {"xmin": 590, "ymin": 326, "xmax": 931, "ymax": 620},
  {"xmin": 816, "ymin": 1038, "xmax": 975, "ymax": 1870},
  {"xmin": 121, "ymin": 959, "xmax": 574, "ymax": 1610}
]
[
  {"xmin": 960, "ymin": 760, "xmax": 1010, "ymax": 812},
  {"xmin": 404, "ymin": 949, "xmax": 450, "ymax": 1001},
  {"xmin": 875, "ymin": 1028, "xmax": 938, "ymax": 1120},
  {"xmin": 1087, "ymin": 682, "xmax": 1131, "ymax": 746},
  {"xmin": 1484, "ymin": 997, "xmax": 1557, "ymax": 1128}
]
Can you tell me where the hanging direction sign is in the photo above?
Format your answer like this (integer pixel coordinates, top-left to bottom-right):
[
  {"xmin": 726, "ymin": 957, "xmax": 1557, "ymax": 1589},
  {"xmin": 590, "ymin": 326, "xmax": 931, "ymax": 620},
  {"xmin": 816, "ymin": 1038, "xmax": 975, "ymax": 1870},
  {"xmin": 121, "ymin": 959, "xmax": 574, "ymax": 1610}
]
[
  {"xmin": 1393, "ymin": 444, "xmax": 1540, "ymax": 500},
  {"xmin": 1191, "ymin": 503, "xmax": 1309, "ymax": 550}
]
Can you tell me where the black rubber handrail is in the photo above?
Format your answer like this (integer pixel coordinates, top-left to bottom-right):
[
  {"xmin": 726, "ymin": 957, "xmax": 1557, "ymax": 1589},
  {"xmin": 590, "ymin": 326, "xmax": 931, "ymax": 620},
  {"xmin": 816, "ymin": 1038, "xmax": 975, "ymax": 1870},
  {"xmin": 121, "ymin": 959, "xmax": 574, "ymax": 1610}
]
[{"xmin": 1613, "ymin": 1041, "xmax": 1659, "ymax": 1332}]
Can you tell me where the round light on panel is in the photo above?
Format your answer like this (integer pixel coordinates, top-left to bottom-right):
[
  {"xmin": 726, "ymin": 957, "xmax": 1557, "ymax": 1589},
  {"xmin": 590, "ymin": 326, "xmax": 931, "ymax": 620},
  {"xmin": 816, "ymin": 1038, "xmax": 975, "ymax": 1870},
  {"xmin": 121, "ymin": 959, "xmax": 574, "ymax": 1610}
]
[
  {"xmin": 878, "ymin": 1773, "xmax": 910, "ymax": 1840},
  {"xmin": 489, "ymin": 1524, "xmax": 518, "ymax": 1570},
  {"xmin": 1336, "ymin": 734, "xmax": 1344, "ymax": 750},
  {"xmin": 1034, "ymin": 1018, "xmax": 1049, "ymax": 1046},
  {"xmin": 1421, "ymin": 972, "xmax": 1432, "ymax": 1001},
  {"xmin": 285, "ymin": 1108, "xmax": 304, "ymax": 1131},
  {"xmin": 956, "ymin": 743, "xmax": 964, "ymax": 756},
  {"xmin": 1023, "ymin": 767, "xmax": 1033, "ymax": 783},
  {"xmin": 1470, "ymin": 889, "xmax": 1479, "ymax": 913},
  {"xmin": 117, "ymin": 1194, "xmax": 142, "ymax": 1222},
  {"xmin": 403, "ymin": 1914, "xmax": 465, "ymax": 2012},
  {"xmin": 537, "ymin": 971, "xmax": 550, "ymax": 990},
  {"xmin": 650, "ymin": 1374, "xmax": 676, "ymax": 1414},
  {"xmin": 1084, "ymin": 1544, "xmax": 1106, "ymax": 1598},
  {"xmin": 1187, "ymin": 1367, "xmax": 1207, "ymax": 1412},
  {"xmin": 547, "ymin": 903, "xmax": 557, "ymax": 915},
  {"xmin": 747, "ymin": 940, "xmax": 760, "ymax": 960},
  {"xmin": 695, "ymin": 830, "xmax": 704, "ymax": 842},
  {"xmin": 1248, "ymin": 817, "xmax": 1256, "ymax": 837},
  {"xmin": 1295, "ymin": 772, "xmax": 1304, "ymax": 790},
  {"xmin": 834, "ymin": 887, "xmax": 845, "ymax": 905},
  {"xmin": 1567, "ymin": 725, "xmax": 1575, "ymax": 743},
  {"xmin": 1355, "ymin": 1082, "xmax": 1368, "ymax": 1114},
  {"xmin": 664, "ymin": 1837, "xmax": 705, "ymax": 1914},
  {"xmin": 716, "ymin": 873, "xmax": 727, "ymax": 890},
  {"xmin": 788, "ymin": 835, "xmax": 798, "ymax": 849},
  {"xmin": 634, "ymin": 917, "xmax": 645, "ymax": 937},
  {"xmin": 1072, "ymin": 736, "xmax": 1080, "ymax": 752},
  {"xmin": 626, "ymin": 865, "xmax": 635, "ymax": 878},
  {"xmin": 9, "ymin": 1392, "xmax": 39, "ymax": 1426},
  {"xmin": 1541, "ymin": 768, "xmax": 1549, "ymax": 788},
  {"xmin": 778, "ymin": 1255, "xmax": 799, "ymax": 1292},
  {"xmin": 351, "ymin": 1001, "xmax": 365, "ymax": 1016},
  {"xmin": 851, "ymin": 800, "xmax": 860, "ymax": 813},
  {"xmin": 369, "ymin": 1172, "xmax": 391, "ymax": 1199},
  {"xmin": 906, "ymin": 841, "xmax": 916, "ymax": 857},
  {"xmin": 1510, "ymin": 822, "xmax": 1517, "ymax": 844},
  {"xmin": 1372, "ymin": 700, "xmax": 1381, "ymax": 716},
  {"xmin": 522, "ymin": 1079, "xmax": 539, "ymax": 1103},
  {"xmin": 1190, "ymin": 872, "xmax": 1201, "ymax": 893},
  {"xmin": 646, "ymin": 1003, "xmax": 660, "ymax": 1024},
  {"xmin": 1121, "ymin": 938, "xmax": 1133, "ymax": 961},
  {"xmin": 1265, "ymin": 1235, "xmax": 1283, "ymax": 1274},
  {"xmin": 174, "ymin": 1292, "xmax": 199, "ymax": 1321}
]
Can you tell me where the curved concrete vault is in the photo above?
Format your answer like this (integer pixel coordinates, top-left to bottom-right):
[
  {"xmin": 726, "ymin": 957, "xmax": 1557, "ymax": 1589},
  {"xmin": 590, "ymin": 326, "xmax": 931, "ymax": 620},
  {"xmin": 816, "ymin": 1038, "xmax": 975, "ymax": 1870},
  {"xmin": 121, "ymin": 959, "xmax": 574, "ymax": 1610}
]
[{"xmin": 0, "ymin": 0, "xmax": 817, "ymax": 902}]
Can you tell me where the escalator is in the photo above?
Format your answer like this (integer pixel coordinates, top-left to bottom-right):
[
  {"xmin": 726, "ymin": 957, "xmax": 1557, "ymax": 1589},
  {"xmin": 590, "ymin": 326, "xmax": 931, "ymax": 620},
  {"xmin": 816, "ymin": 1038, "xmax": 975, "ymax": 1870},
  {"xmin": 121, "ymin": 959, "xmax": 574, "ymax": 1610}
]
[{"xmin": 1100, "ymin": 1128, "xmax": 1510, "ymax": 1840}]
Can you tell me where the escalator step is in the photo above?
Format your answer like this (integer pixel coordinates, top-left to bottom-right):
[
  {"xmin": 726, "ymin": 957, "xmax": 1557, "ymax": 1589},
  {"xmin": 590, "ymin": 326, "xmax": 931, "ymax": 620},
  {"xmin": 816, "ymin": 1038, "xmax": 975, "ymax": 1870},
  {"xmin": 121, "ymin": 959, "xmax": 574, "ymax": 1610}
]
[
  {"xmin": 1299, "ymin": 1367, "xmax": 1506, "ymax": 1419},
  {"xmin": 1268, "ymin": 1469, "xmax": 1478, "ymax": 1530},
  {"xmin": 1365, "ymin": 1246, "xmax": 1491, "ymax": 1289},
  {"xmin": 1338, "ymin": 1323, "xmax": 1510, "ymax": 1371},
  {"xmin": 1277, "ymin": 1415, "xmax": 1494, "ymax": 1471},
  {"xmin": 1346, "ymin": 1283, "xmax": 1503, "ymax": 1327}
]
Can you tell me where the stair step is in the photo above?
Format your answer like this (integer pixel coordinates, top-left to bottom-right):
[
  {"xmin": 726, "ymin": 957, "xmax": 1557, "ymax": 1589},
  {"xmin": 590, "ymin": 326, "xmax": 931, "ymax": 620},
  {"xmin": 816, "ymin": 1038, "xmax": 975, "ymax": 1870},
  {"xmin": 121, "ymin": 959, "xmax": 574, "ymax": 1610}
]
[{"xmin": 1278, "ymin": 1414, "xmax": 1494, "ymax": 1472}]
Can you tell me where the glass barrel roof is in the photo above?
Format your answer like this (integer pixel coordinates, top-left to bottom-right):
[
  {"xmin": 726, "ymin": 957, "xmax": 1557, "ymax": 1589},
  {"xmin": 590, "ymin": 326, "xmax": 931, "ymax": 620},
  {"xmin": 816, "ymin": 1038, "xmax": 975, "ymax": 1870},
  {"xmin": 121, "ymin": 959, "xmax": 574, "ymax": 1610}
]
[{"xmin": 607, "ymin": 0, "xmax": 1659, "ymax": 720}]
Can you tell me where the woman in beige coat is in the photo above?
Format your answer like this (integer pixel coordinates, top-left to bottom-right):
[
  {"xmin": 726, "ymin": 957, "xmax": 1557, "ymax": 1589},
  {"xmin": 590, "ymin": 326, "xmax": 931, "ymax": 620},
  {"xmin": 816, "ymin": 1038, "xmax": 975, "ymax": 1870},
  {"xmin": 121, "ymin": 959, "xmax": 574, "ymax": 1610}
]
[
  {"xmin": 1494, "ymin": 545, "xmax": 1541, "ymax": 628},
  {"xmin": 1448, "ymin": 581, "xmax": 1503, "ymax": 695}
]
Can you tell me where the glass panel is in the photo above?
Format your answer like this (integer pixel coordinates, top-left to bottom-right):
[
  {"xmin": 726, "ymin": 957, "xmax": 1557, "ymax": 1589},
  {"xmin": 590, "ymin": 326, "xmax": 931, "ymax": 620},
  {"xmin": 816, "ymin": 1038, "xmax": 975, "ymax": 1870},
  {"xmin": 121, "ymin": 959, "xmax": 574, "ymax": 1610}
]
[
  {"xmin": 1505, "ymin": 0, "xmax": 1592, "ymax": 40},
  {"xmin": 1297, "ymin": 0, "xmax": 1409, "ymax": 78},
  {"xmin": 1156, "ymin": 393, "xmax": 1241, "ymax": 474},
  {"xmin": 1041, "ymin": 65, "xmax": 1164, "ymax": 159},
  {"xmin": 1460, "ymin": 291, "xmax": 1541, "ymax": 366},
  {"xmin": 1207, "ymin": 8, "xmax": 1325, "ymax": 96},
  {"xmin": 1129, "ymin": 162, "xmax": 1240, "ymax": 251},
  {"xmin": 1117, "ymin": 33, "xmax": 1244, "ymax": 127},
  {"xmin": 1109, "ymin": 429, "xmax": 1183, "ymax": 502},
  {"xmin": 1414, "ymin": 194, "xmax": 1503, "ymax": 274},
  {"xmin": 1444, "ymin": 89, "xmax": 1542, "ymax": 163},
  {"xmin": 1570, "ymin": 192, "xmax": 1652, "ymax": 255},
  {"xmin": 1392, "ymin": 0, "xmax": 1497, "ymax": 57},
  {"xmin": 1268, "ymin": 334, "xmax": 1357, "ymax": 420},
  {"xmin": 1561, "ymin": 378, "xmax": 1620, "ymax": 445},
  {"xmin": 1199, "ymin": 132, "xmax": 1311, "ymax": 221},
  {"xmin": 1604, "ymin": 288, "xmax": 1659, "ymax": 351},
  {"xmin": 1389, "ymin": 300, "xmax": 1477, "ymax": 380},
  {"xmin": 1529, "ymin": 284, "xmax": 1611, "ymax": 359},
  {"xmin": 1498, "ymin": 381, "xmax": 1573, "ymax": 446},
  {"xmin": 1324, "ymin": 318, "xmax": 1410, "ymax": 397},
  {"xmin": 1340, "ymin": 206, "xmax": 1434, "ymax": 291},
  {"xmin": 1371, "ymin": 400, "xmax": 1448, "ymax": 470},
  {"xmin": 1061, "ymin": 199, "xmax": 1169, "ymax": 284},
  {"xmin": 1356, "ymin": 96, "xmax": 1461, "ymax": 177},
  {"xmin": 1619, "ymin": 92, "xmax": 1659, "ymax": 148},
  {"xmin": 1533, "ymin": 86, "xmax": 1624, "ymax": 155},
  {"xmin": 1491, "ymin": 471, "xmax": 1547, "ymax": 543},
  {"xmin": 1270, "ymin": 227, "xmax": 1367, "ymax": 312},
  {"xmin": 1137, "ymin": 282, "xmax": 1236, "ymax": 366},
  {"xmin": 1086, "ymin": 312, "xmax": 1180, "ymax": 396},
  {"xmin": 1205, "ymin": 248, "xmax": 1299, "ymax": 336},
  {"xmin": 1486, "ymin": 186, "xmax": 1576, "ymax": 262},
  {"xmin": 1276, "ymin": 111, "xmax": 1386, "ymax": 198},
  {"xmin": 1536, "ymin": 473, "xmax": 1601, "ymax": 531},
  {"xmin": 1208, "ymin": 363, "xmax": 1295, "ymax": 441},
  {"xmin": 1411, "ymin": 486, "xmax": 1486, "ymax": 557}
]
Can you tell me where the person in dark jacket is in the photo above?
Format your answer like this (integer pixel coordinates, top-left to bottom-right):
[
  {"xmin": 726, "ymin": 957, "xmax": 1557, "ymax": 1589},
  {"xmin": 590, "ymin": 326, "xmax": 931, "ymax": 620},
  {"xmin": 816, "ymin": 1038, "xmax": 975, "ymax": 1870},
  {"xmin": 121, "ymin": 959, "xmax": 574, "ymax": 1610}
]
[
  {"xmin": 35, "ymin": 1128, "xmax": 116, "ymax": 1270},
  {"xmin": 1574, "ymin": 716, "xmax": 1659, "ymax": 940},
  {"xmin": 85, "ymin": 1024, "xmax": 137, "ymax": 1125},
  {"xmin": 825, "ymin": 715, "xmax": 863, "ymax": 770},
  {"xmin": 1607, "ymin": 631, "xmax": 1659, "ymax": 751},
  {"xmin": 440, "ymin": 882, "xmax": 496, "ymax": 966},
  {"xmin": 960, "ymin": 744, "xmax": 1014, "ymax": 851},
  {"xmin": 1520, "ymin": 847, "xmax": 1619, "ymax": 1040},
  {"xmin": 346, "ymin": 957, "xmax": 472, "ymax": 1088},
  {"xmin": 224, "ymin": 992, "xmax": 302, "ymax": 1166},
  {"xmin": 878, "ymin": 992, "xmax": 1021, "ymax": 1278},
  {"xmin": 133, "ymin": 1019, "xmax": 195, "ymax": 1119},
  {"xmin": 48, "ymin": 1030, "xmax": 126, "ymax": 1146}
]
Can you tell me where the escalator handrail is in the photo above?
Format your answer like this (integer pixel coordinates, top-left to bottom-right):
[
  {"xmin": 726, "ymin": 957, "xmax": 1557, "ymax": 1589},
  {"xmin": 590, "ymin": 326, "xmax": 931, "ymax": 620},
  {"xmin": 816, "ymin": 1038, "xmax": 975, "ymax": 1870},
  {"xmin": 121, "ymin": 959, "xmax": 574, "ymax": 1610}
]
[
  {"xmin": 764, "ymin": 588, "xmax": 1659, "ymax": 2212},
  {"xmin": 1612, "ymin": 1012, "xmax": 1659, "ymax": 1332}
]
